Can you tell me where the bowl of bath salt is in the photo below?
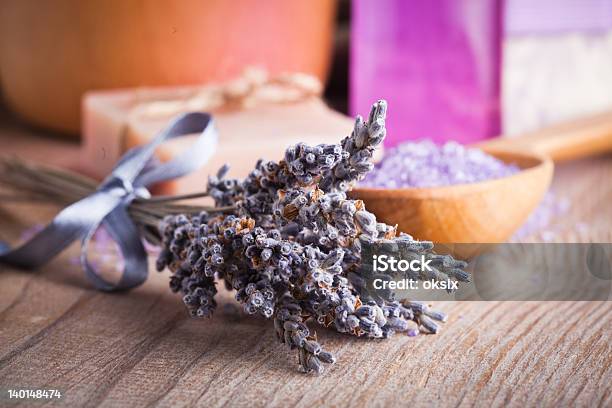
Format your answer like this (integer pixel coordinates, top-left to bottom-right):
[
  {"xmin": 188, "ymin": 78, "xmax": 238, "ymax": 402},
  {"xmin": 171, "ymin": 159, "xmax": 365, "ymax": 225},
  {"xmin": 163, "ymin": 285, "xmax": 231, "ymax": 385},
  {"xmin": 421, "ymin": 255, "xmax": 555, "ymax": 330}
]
[{"xmin": 350, "ymin": 140, "xmax": 553, "ymax": 244}]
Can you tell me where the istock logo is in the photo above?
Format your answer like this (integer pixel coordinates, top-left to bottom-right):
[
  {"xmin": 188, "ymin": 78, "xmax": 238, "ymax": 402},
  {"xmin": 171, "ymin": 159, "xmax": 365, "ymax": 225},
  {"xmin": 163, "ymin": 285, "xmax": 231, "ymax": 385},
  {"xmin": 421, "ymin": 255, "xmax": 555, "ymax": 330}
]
[{"xmin": 372, "ymin": 254, "xmax": 433, "ymax": 273}]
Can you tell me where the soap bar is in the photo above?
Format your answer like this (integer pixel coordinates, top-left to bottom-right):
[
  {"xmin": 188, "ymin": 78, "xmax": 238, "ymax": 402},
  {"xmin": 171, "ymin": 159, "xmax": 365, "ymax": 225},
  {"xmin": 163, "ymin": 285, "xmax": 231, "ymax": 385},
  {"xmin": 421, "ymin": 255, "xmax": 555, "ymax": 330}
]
[{"xmin": 82, "ymin": 85, "xmax": 354, "ymax": 194}]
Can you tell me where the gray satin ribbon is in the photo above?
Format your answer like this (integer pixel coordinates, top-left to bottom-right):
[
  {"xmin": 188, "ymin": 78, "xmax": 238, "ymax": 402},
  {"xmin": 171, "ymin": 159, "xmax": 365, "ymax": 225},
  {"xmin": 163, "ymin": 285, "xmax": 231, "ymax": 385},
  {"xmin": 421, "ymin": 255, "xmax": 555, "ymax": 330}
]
[{"xmin": 0, "ymin": 112, "xmax": 218, "ymax": 291}]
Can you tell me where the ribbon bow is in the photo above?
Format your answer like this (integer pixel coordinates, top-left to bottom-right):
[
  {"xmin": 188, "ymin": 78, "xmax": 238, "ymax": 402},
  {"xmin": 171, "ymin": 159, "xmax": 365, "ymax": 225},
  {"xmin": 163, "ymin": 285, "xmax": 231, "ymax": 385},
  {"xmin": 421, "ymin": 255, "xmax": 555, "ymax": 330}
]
[{"xmin": 0, "ymin": 112, "xmax": 217, "ymax": 291}]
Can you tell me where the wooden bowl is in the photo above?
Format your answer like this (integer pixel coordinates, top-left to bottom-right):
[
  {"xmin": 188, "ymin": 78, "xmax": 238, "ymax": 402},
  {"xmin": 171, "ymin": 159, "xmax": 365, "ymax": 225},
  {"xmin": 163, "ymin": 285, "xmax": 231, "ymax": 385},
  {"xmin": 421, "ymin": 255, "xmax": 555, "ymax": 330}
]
[{"xmin": 349, "ymin": 149, "xmax": 553, "ymax": 243}]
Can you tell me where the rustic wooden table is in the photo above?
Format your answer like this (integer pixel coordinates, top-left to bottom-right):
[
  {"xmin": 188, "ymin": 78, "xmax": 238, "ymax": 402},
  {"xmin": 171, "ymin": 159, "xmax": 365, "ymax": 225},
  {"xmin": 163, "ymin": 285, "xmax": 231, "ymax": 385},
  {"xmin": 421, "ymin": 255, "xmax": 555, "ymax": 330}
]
[{"xmin": 0, "ymin": 119, "xmax": 610, "ymax": 407}]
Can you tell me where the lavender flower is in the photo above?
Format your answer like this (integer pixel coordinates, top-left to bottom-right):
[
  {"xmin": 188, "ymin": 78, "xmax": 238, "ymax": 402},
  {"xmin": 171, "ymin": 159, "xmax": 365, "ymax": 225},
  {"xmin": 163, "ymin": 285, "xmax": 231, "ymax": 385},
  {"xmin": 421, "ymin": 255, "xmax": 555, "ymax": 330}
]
[{"xmin": 157, "ymin": 100, "xmax": 470, "ymax": 374}]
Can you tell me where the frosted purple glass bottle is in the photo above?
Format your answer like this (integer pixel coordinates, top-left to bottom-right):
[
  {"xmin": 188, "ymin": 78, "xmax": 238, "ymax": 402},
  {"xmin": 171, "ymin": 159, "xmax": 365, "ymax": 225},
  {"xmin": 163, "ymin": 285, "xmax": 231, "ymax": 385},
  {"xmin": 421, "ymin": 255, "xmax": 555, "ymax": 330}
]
[{"xmin": 351, "ymin": 0, "xmax": 504, "ymax": 146}]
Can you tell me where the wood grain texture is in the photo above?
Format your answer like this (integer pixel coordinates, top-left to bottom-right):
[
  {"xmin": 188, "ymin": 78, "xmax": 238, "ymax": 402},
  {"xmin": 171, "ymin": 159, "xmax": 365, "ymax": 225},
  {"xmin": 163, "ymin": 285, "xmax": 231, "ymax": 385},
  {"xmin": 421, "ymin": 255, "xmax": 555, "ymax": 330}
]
[{"xmin": 0, "ymin": 124, "xmax": 611, "ymax": 407}]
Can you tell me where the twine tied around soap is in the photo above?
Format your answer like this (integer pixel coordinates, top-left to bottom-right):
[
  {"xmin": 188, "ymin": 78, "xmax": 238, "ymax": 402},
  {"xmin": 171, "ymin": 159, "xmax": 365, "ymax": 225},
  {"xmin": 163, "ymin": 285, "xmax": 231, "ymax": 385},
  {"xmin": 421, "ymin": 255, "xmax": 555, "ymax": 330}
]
[
  {"xmin": 129, "ymin": 67, "xmax": 323, "ymax": 120},
  {"xmin": 0, "ymin": 112, "xmax": 219, "ymax": 291}
]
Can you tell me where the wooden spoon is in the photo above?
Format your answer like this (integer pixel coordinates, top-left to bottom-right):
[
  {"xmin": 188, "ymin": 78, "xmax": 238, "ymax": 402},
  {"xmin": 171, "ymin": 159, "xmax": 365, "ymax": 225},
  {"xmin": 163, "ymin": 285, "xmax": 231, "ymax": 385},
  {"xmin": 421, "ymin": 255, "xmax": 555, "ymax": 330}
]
[{"xmin": 350, "ymin": 111, "xmax": 612, "ymax": 243}]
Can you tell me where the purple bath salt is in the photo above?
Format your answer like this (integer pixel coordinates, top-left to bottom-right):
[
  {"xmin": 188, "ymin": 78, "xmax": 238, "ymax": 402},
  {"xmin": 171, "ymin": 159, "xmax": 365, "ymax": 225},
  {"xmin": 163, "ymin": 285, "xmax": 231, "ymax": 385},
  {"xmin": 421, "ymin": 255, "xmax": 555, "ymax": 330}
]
[
  {"xmin": 512, "ymin": 192, "xmax": 571, "ymax": 241},
  {"xmin": 360, "ymin": 139, "xmax": 572, "ymax": 239},
  {"xmin": 360, "ymin": 140, "xmax": 520, "ymax": 189},
  {"xmin": 407, "ymin": 328, "xmax": 420, "ymax": 337}
]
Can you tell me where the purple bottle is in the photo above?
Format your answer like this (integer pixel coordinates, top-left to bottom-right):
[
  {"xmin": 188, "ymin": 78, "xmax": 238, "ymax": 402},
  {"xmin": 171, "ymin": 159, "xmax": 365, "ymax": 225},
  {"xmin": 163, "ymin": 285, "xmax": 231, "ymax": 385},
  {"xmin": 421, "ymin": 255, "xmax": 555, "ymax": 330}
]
[{"xmin": 351, "ymin": 0, "xmax": 504, "ymax": 146}]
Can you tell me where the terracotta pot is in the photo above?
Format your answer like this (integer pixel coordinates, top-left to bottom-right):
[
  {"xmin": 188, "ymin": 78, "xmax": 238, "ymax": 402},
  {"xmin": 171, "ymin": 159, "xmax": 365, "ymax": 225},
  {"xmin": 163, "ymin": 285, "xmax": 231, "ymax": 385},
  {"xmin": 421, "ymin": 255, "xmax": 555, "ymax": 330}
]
[{"xmin": 0, "ymin": 0, "xmax": 336, "ymax": 137}]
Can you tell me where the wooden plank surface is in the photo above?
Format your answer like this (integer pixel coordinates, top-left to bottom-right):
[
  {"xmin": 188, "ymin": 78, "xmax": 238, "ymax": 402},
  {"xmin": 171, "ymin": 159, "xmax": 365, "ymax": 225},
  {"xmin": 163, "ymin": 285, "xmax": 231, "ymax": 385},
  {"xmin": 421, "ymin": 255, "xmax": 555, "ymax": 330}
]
[{"xmin": 0, "ymin": 121, "xmax": 611, "ymax": 407}]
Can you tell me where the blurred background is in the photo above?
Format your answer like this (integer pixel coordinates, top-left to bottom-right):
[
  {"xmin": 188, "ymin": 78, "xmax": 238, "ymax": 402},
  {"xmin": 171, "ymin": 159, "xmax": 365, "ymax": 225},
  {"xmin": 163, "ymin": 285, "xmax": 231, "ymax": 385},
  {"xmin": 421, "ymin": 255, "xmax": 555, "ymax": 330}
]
[{"xmin": 1, "ymin": 0, "xmax": 611, "ymax": 145}]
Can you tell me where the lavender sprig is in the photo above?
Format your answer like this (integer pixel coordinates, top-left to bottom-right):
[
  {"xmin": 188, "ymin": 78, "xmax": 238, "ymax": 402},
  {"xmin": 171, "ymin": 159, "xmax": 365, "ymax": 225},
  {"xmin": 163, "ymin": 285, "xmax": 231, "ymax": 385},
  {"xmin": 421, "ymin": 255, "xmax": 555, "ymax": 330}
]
[
  {"xmin": 158, "ymin": 100, "xmax": 470, "ymax": 374},
  {"xmin": 320, "ymin": 100, "xmax": 387, "ymax": 192}
]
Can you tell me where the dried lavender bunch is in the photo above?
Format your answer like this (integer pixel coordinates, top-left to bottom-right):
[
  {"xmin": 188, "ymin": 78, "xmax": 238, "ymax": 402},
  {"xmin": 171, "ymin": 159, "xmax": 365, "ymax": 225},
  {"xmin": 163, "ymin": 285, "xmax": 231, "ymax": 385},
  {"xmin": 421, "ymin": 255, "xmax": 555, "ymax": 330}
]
[
  {"xmin": 206, "ymin": 101, "xmax": 388, "ymax": 223},
  {"xmin": 158, "ymin": 100, "xmax": 469, "ymax": 374}
]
